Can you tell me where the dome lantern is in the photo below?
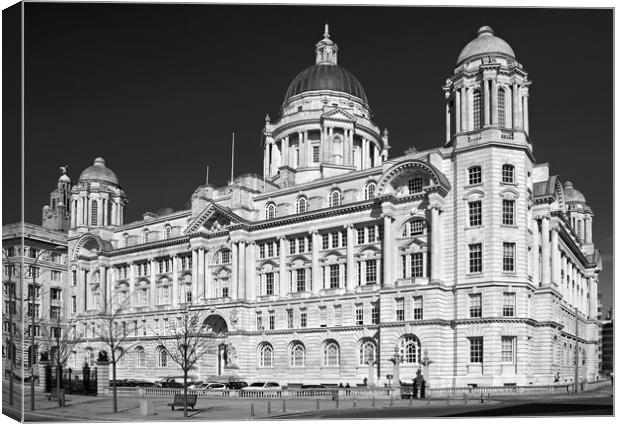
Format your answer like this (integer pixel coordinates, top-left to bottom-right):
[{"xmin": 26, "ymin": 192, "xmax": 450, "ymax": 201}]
[{"xmin": 315, "ymin": 23, "xmax": 338, "ymax": 65}]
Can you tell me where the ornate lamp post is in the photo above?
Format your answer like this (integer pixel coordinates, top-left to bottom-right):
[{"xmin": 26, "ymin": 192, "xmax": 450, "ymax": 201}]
[{"xmin": 28, "ymin": 246, "xmax": 67, "ymax": 411}]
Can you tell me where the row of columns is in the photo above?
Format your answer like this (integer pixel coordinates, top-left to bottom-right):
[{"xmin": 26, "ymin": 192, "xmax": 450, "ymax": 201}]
[
  {"xmin": 533, "ymin": 215, "xmax": 595, "ymax": 317},
  {"xmin": 449, "ymin": 80, "xmax": 529, "ymax": 136},
  {"xmin": 71, "ymin": 196, "xmax": 123, "ymax": 228}
]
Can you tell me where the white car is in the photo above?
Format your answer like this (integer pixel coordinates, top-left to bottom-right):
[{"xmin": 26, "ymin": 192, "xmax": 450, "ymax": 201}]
[
  {"xmin": 198, "ymin": 383, "xmax": 226, "ymax": 390},
  {"xmin": 241, "ymin": 382, "xmax": 280, "ymax": 391}
]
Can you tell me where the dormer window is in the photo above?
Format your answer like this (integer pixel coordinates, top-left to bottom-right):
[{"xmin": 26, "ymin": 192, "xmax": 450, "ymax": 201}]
[
  {"xmin": 265, "ymin": 203, "xmax": 277, "ymax": 220},
  {"xmin": 364, "ymin": 182, "xmax": 376, "ymax": 200},
  {"xmin": 329, "ymin": 190, "xmax": 342, "ymax": 207},
  {"xmin": 296, "ymin": 196, "xmax": 308, "ymax": 214},
  {"xmin": 142, "ymin": 229, "xmax": 149, "ymax": 244},
  {"xmin": 163, "ymin": 225, "xmax": 171, "ymax": 239}
]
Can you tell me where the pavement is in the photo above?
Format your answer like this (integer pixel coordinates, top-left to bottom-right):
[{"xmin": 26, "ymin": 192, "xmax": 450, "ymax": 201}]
[{"xmin": 1, "ymin": 382, "xmax": 613, "ymax": 422}]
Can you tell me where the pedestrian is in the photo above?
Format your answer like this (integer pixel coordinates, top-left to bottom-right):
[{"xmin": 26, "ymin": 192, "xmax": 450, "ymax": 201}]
[{"xmin": 345, "ymin": 382, "xmax": 351, "ymax": 396}]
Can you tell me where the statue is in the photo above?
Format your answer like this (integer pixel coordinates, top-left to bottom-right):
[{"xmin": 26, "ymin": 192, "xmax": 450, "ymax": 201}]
[
  {"xmin": 225, "ymin": 343, "xmax": 238, "ymax": 368},
  {"xmin": 60, "ymin": 165, "xmax": 68, "ymax": 175},
  {"xmin": 229, "ymin": 308, "xmax": 239, "ymax": 330}
]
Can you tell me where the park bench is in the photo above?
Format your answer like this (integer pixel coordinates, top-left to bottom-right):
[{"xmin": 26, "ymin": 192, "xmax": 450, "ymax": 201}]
[{"xmin": 168, "ymin": 394, "xmax": 197, "ymax": 411}]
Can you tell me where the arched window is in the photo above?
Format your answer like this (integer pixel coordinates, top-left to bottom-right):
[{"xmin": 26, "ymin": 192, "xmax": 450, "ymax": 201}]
[
  {"xmin": 329, "ymin": 190, "xmax": 342, "ymax": 207},
  {"xmin": 156, "ymin": 346, "xmax": 168, "ymax": 368},
  {"xmin": 323, "ymin": 341, "xmax": 340, "ymax": 367},
  {"xmin": 265, "ymin": 203, "xmax": 277, "ymax": 220},
  {"xmin": 399, "ymin": 335, "xmax": 421, "ymax": 364},
  {"xmin": 84, "ymin": 347, "xmax": 93, "ymax": 367},
  {"xmin": 296, "ymin": 196, "xmax": 308, "ymax": 214},
  {"xmin": 359, "ymin": 340, "xmax": 376, "ymax": 366},
  {"xmin": 501, "ymin": 164, "xmax": 515, "ymax": 183},
  {"xmin": 216, "ymin": 249, "xmax": 231, "ymax": 264},
  {"xmin": 364, "ymin": 182, "xmax": 376, "ymax": 200},
  {"xmin": 290, "ymin": 342, "xmax": 305, "ymax": 367},
  {"xmin": 90, "ymin": 201, "xmax": 98, "ymax": 226},
  {"xmin": 473, "ymin": 89, "xmax": 482, "ymax": 130},
  {"xmin": 142, "ymin": 229, "xmax": 149, "ymax": 244},
  {"xmin": 258, "ymin": 343, "xmax": 273, "ymax": 368},
  {"xmin": 498, "ymin": 87, "xmax": 506, "ymax": 127},
  {"xmin": 135, "ymin": 346, "xmax": 146, "ymax": 368},
  {"xmin": 163, "ymin": 225, "xmax": 172, "ymax": 239}
]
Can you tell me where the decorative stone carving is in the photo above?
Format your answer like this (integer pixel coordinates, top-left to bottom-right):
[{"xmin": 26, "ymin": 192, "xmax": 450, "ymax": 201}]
[{"xmin": 229, "ymin": 308, "xmax": 239, "ymax": 330}]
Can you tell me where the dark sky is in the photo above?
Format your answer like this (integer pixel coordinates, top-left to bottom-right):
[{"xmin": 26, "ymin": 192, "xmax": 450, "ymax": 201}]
[{"xmin": 3, "ymin": 4, "xmax": 613, "ymax": 311}]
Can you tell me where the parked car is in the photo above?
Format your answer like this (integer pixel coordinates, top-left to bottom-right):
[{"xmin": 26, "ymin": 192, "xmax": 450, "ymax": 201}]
[
  {"xmin": 226, "ymin": 381, "xmax": 248, "ymax": 390},
  {"xmin": 241, "ymin": 382, "xmax": 281, "ymax": 396},
  {"xmin": 158, "ymin": 378, "xmax": 184, "ymax": 388},
  {"xmin": 202, "ymin": 383, "xmax": 226, "ymax": 390},
  {"xmin": 187, "ymin": 381, "xmax": 204, "ymax": 390}
]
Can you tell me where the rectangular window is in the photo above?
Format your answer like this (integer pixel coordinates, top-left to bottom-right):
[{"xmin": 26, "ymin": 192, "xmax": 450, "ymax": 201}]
[
  {"xmin": 268, "ymin": 311, "xmax": 275, "ymax": 330},
  {"xmin": 468, "ymin": 166, "xmax": 482, "ymax": 185},
  {"xmin": 221, "ymin": 250, "xmax": 231, "ymax": 263},
  {"xmin": 402, "ymin": 255, "xmax": 407, "ymax": 278},
  {"xmin": 299, "ymin": 238, "xmax": 306, "ymax": 253},
  {"xmin": 286, "ymin": 309, "xmax": 294, "ymax": 329},
  {"xmin": 322, "ymin": 234, "xmax": 329, "ymax": 250},
  {"xmin": 469, "ymin": 293, "xmax": 482, "ymax": 318},
  {"xmin": 312, "ymin": 145, "xmax": 320, "ymax": 163},
  {"xmin": 142, "ymin": 320, "xmax": 148, "ymax": 336},
  {"xmin": 296, "ymin": 269, "xmax": 306, "ymax": 292},
  {"xmin": 469, "ymin": 201, "xmax": 482, "ymax": 227},
  {"xmin": 71, "ymin": 295, "xmax": 77, "ymax": 313},
  {"xmin": 408, "ymin": 177, "xmax": 424, "ymax": 194},
  {"xmin": 371, "ymin": 302, "xmax": 379, "ymax": 324},
  {"xmin": 267, "ymin": 243, "xmax": 274, "ymax": 257},
  {"xmin": 503, "ymin": 293, "xmax": 516, "ymax": 317},
  {"xmin": 51, "ymin": 288, "xmax": 61, "ymax": 300},
  {"xmin": 365, "ymin": 260, "xmax": 377, "ymax": 284},
  {"xmin": 256, "ymin": 312, "xmax": 263, "ymax": 330},
  {"xmin": 411, "ymin": 253, "xmax": 424, "ymax": 277},
  {"xmin": 413, "ymin": 296, "xmax": 423, "ymax": 320},
  {"xmin": 355, "ymin": 304, "xmax": 364, "ymax": 325},
  {"xmin": 300, "ymin": 310, "xmax": 307, "ymax": 328},
  {"xmin": 319, "ymin": 306, "xmax": 327, "ymax": 327},
  {"xmin": 501, "ymin": 336, "xmax": 516, "ymax": 363},
  {"xmin": 502, "ymin": 164, "xmax": 514, "ymax": 183},
  {"xmin": 72, "ymin": 270, "xmax": 77, "ymax": 285},
  {"xmin": 329, "ymin": 264, "xmax": 340, "ymax": 288},
  {"xmin": 368, "ymin": 226, "xmax": 375, "ymax": 243},
  {"xmin": 469, "ymin": 337, "xmax": 483, "ymax": 363},
  {"xmin": 503, "ymin": 242, "xmax": 516, "ymax": 272},
  {"xmin": 51, "ymin": 270, "xmax": 61, "ymax": 281},
  {"xmin": 395, "ymin": 298, "xmax": 404, "ymax": 322},
  {"xmin": 289, "ymin": 240, "xmax": 296, "ymax": 255},
  {"xmin": 265, "ymin": 273, "xmax": 274, "ymax": 296},
  {"xmin": 222, "ymin": 287, "xmax": 229, "ymax": 298},
  {"xmin": 50, "ymin": 306, "xmax": 61, "ymax": 321},
  {"xmin": 334, "ymin": 305, "xmax": 342, "ymax": 326},
  {"xmin": 342, "ymin": 232, "xmax": 347, "ymax": 247},
  {"xmin": 357, "ymin": 228, "xmax": 365, "ymax": 245},
  {"xmin": 473, "ymin": 90, "xmax": 482, "ymax": 129},
  {"xmin": 259, "ymin": 244, "xmax": 266, "ymax": 259},
  {"xmin": 502, "ymin": 200, "xmax": 515, "ymax": 225},
  {"xmin": 469, "ymin": 243, "xmax": 482, "ymax": 273}
]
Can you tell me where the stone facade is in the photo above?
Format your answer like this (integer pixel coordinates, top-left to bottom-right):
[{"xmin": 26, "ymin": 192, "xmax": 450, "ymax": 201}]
[{"xmin": 4, "ymin": 25, "xmax": 602, "ymax": 388}]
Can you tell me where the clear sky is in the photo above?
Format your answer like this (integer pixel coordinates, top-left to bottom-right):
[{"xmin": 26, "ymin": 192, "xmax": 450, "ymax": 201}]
[{"xmin": 2, "ymin": 4, "xmax": 613, "ymax": 311}]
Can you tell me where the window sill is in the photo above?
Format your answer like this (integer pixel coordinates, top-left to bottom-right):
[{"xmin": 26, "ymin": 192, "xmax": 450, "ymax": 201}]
[
  {"xmin": 465, "ymin": 272, "xmax": 483, "ymax": 278},
  {"xmin": 501, "ymin": 272, "xmax": 518, "ymax": 276},
  {"xmin": 464, "ymin": 183, "xmax": 484, "ymax": 190},
  {"xmin": 500, "ymin": 224, "xmax": 518, "ymax": 229},
  {"xmin": 500, "ymin": 182, "xmax": 518, "ymax": 187},
  {"xmin": 465, "ymin": 225, "xmax": 485, "ymax": 231}
]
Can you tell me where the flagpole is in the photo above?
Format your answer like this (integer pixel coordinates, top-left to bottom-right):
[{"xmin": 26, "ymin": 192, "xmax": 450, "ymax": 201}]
[
  {"xmin": 230, "ymin": 132, "xmax": 235, "ymax": 184},
  {"xmin": 206, "ymin": 165, "xmax": 209, "ymax": 186}
]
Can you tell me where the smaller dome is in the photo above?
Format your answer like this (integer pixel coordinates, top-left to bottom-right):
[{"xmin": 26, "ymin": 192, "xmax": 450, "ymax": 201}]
[
  {"xmin": 79, "ymin": 157, "xmax": 119, "ymax": 185},
  {"xmin": 563, "ymin": 181, "xmax": 586, "ymax": 204},
  {"xmin": 59, "ymin": 174, "xmax": 71, "ymax": 183},
  {"xmin": 457, "ymin": 26, "xmax": 516, "ymax": 65}
]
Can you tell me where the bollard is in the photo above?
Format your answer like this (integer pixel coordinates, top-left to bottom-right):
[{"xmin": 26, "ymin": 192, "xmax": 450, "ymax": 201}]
[
  {"xmin": 372, "ymin": 396, "xmax": 376, "ymax": 407},
  {"xmin": 464, "ymin": 394, "xmax": 467, "ymax": 405},
  {"xmin": 409, "ymin": 395, "xmax": 412, "ymax": 406},
  {"xmin": 447, "ymin": 395, "xmax": 450, "ymax": 405},
  {"xmin": 487, "ymin": 393, "xmax": 490, "ymax": 402},
  {"xmin": 427, "ymin": 396, "xmax": 430, "ymax": 405},
  {"xmin": 250, "ymin": 403, "xmax": 255, "ymax": 419},
  {"xmin": 316, "ymin": 400, "xmax": 320, "ymax": 410},
  {"xmin": 335, "ymin": 398, "xmax": 339, "ymax": 409},
  {"xmin": 480, "ymin": 393, "xmax": 484, "ymax": 404},
  {"xmin": 283, "ymin": 399, "xmax": 286, "ymax": 413},
  {"xmin": 390, "ymin": 395, "xmax": 394, "ymax": 406},
  {"xmin": 353, "ymin": 398, "xmax": 357, "ymax": 408},
  {"xmin": 267, "ymin": 401, "xmax": 271, "ymax": 415}
]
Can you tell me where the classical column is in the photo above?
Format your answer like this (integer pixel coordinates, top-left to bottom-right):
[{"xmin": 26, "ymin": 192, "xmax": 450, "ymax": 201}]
[
  {"xmin": 99, "ymin": 266, "xmax": 107, "ymax": 312},
  {"xmin": 128, "ymin": 262, "xmax": 135, "ymax": 308},
  {"xmin": 191, "ymin": 249, "xmax": 198, "ymax": 297},
  {"xmin": 76, "ymin": 198, "xmax": 82, "ymax": 225},
  {"xmin": 305, "ymin": 131, "xmax": 311, "ymax": 167},
  {"xmin": 541, "ymin": 216, "xmax": 550, "ymax": 286},
  {"xmin": 460, "ymin": 87, "xmax": 467, "ymax": 131},
  {"xmin": 551, "ymin": 227, "xmax": 560, "ymax": 287},
  {"xmin": 585, "ymin": 216, "xmax": 593, "ymax": 243},
  {"xmin": 483, "ymin": 79, "xmax": 490, "ymax": 126},
  {"xmin": 491, "ymin": 78, "xmax": 498, "ymax": 125},
  {"xmin": 467, "ymin": 87, "xmax": 474, "ymax": 130},
  {"xmin": 561, "ymin": 254, "xmax": 568, "ymax": 298},
  {"xmin": 512, "ymin": 83, "xmax": 520, "ymax": 130},
  {"xmin": 150, "ymin": 259, "xmax": 157, "ymax": 307},
  {"xmin": 445, "ymin": 102, "xmax": 451, "ymax": 142},
  {"xmin": 102, "ymin": 198, "xmax": 108, "ymax": 226},
  {"xmin": 231, "ymin": 242, "xmax": 238, "ymax": 299},
  {"xmin": 429, "ymin": 206, "xmax": 442, "ymax": 282},
  {"xmin": 382, "ymin": 212, "xmax": 393, "ymax": 287},
  {"xmin": 455, "ymin": 89, "xmax": 461, "ymax": 132},
  {"xmin": 589, "ymin": 277, "xmax": 598, "ymax": 319},
  {"xmin": 70, "ymin": 199, "xmax": 76, "ymax": 228},
  {"xmin": 238, "ymin": 241, "xmax": 246, "ymax": 299},
  {"xmin": 279, "ymin": 236, "xmax": 287, "ymax": 297},
  {"xmin": 532, "ymin": 217, "xmax": 540, "ymax": 285},
  {"xmin": 311, "ymin": 230, "xmax": 320, "ymax": 293},
  {"xmin": 263, "ymin": 143, "xmax": 270, "ymax": 177},
  {"xmin": 171, "ymin": 255, "xmax": 178, "ymax": 307},
  {"xmin": 281, "ymin": 138, "xmax": 288, "ymax": 167},
  {"xmin": 197, "ymin": 248, "xmax": 205, "ymax": 300},
  {"xmin": 246, "ymin": 242, "xmax": 256, "ymax": 301},
  {"xmin": 346, "ymin": 225, "xmax": 355, "ymax": 292},
  {"xmin": 97, "ymin": 198, "xmax": 103, "ymax": 227},
  {"xmin": 204, "ymin": 248, "xmax": 211, "ymax": 300},
  {"xmin": 523, "ymin": 93, "xmax": 529, "ymax": 134}
]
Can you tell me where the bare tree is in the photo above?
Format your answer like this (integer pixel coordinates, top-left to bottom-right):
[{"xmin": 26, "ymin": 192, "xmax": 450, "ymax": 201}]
[
  {"xmin": 47, "ymin": 317, "xmax": 80, "ymax": 405},
  {"xmin": 92, "ymin": 293, "xmax": 137, "ymax": 413},
  {"xmin": 152, "ymin": 301, "xmax": 217, "ymax": 417}
]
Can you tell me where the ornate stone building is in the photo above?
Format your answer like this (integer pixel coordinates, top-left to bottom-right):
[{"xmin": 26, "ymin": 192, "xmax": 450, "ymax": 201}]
[{"xmin": 32, "ymin": 25, "xmax": 604, "ymax": 387}]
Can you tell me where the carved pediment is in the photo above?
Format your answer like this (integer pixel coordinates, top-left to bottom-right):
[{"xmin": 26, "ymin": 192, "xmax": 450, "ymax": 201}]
[
  {"xmin": 321, "ymin": 108, "xmax": 357, "ymax": 123},
  {"xmin": 184, "ymin": 203, "xmax": 246, "ymax": 235}
]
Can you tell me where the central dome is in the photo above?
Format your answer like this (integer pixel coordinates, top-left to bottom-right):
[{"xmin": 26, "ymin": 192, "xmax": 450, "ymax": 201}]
[
  {"xmin": 457, "ymin": 26, "xmax": 515, "ymax": 65},
  {"xmin": 79, "ymin": 157, "xmax": 119, "ymax": 185},
  {"xmin": 284, "ymin": 63, "xmax": 368, "ymax": 105}
]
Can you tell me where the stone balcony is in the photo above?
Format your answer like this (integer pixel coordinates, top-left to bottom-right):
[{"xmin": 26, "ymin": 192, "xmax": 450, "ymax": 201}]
[{"xmin": 454, "ymin": 127, "xmax": 530, "ymax": 149}]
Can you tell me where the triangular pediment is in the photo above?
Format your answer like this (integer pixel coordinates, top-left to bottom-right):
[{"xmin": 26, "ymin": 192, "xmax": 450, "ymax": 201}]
[
  {"xmin": 184, "ymin": 203, "xmax": 246, "ymax": 235},
  {"xmin": 321, "ymin": 108, "xmax": 357, "ymax": 123},
  {"xmin": 400, "ymin": 237, "xmax": 428, "ymax": 250}
]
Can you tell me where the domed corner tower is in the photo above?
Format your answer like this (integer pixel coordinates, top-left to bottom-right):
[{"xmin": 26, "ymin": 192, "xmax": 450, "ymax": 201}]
[
  {"xmin": 442, "ymin": 26, "xmax": 532, "ymax": 149},
  {"xmin": 41, "ymin": 166, "xmax": 73, "ymax": 232},
  {"xmin": 262, "ymin": 24, "xmax": 388, "ymax": 186},
  {"xmin": 563, "ymin": 181, "xmax": 595, "ymax": 249},
  {"xmin": 70, "ymin": 157, "xmax": 127, "ymax": 233}
]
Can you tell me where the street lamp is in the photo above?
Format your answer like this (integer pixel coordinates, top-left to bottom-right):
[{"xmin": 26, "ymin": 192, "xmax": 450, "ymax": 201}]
[
  {"xmin": 28, "ymin": 245, "xmax": 67, "ymax": 411},
  {"xmin": 2, "ymin": 249, "xmax": 16, "ymax": 407}
]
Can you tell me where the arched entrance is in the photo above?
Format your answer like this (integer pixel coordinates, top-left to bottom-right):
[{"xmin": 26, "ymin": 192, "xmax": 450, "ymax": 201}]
[{"xmin": 202, "ymin": 315, "xmax": 228, "ymax": 376}]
